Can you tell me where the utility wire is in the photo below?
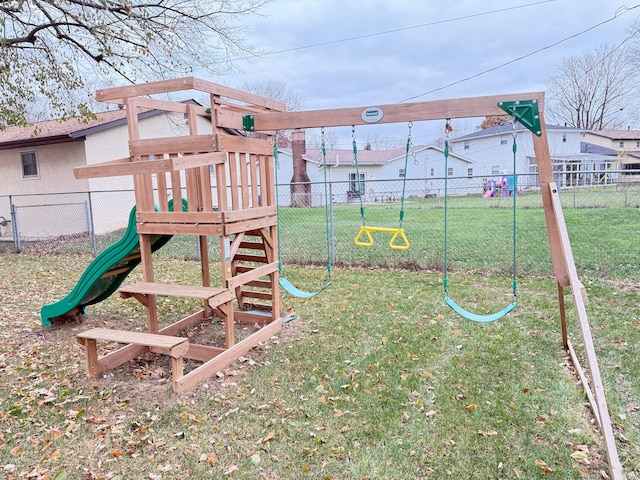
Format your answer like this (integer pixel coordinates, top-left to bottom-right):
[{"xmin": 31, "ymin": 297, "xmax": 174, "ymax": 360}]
[
  {"xmin": 398, "ymin": 4, "xmax": 640, "ymax": 103},
  {"xmin": 232, "ymin": 0, "xmax": 556, "ymax": 62}
]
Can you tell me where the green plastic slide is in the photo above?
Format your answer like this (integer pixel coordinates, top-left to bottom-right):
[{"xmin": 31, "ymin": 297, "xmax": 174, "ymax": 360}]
[{"xmin": 40, "ymin": 201, "xmax": 182, "ymax": 327}]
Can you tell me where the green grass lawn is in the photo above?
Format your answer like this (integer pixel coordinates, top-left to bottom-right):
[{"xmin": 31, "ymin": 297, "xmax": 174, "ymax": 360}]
[{"xmin": 0, "ymin": 190, "xmax": 638, "ymax": 479}]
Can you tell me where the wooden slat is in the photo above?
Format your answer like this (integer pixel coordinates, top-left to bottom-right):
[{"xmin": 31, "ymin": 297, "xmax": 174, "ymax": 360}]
[
  {"xmin": 258, "ymin": 154, "xmax": 270, "ymax": 207},
  {"xmin": 137, "ymin": 223, "xmax": 222, "ymax": 237},
  {"xmin": 239, "ymin": 241, "xmax": 266, "ymax": 251},
  {"xmin": 183, "ymin": 344, "xmax": 225, "ymax": 362},
  {"xmin": 234, "ymin": 254, "xmax": 268, "ymax": 264},
  {"xmin": 222, "ymin": 206, "xmax": 277, "ymax": 223},
  {"xmin": 170, "ymin": 170, "xmax": 182, "ymax": 207},
  {"xmin": 249, "ymin": 153, "xmax": 260, "ymax": 207},
  {"xmin": 229, "ymin": 152, "xmax": 240, "ymax": 209},
  {"xmin": 77, "ymin": 328, "xmax": 189, "ymax": 358},
  {"xmin": 130, "ymin": 135, "xmax": 217, "ymax": 157},
  {"xmin": 218, "ymin": 135, "xmax": 274, "ymax": 156},
  {"xmin": 137, "ymin": 211, "xmax": 222, "ymax": 223},
  {"xmin": 120, "ymin": 282, "xmax": 228, "ymax": 299},
  {"xmin": 234, "ymin": 310, "xmax": 274, "ymax": 324},
  {"xmin": 224, "ymin": 216, "xmax": 278, "ymax": 235},
  {"xmin": 174, "ymin": 316, "xmax": 283, "ymax": 393},
  {"xmin": 240, "ymin": 290, "xmax": 272, "ymax": 300},
  {"xmin": 227, "ymin": 262, "xmax": 278, "ymax": 290},
  {"xmin": 157, "ymin": 173, "xmax": 169, "ymax": 211},
  {"xmin": 239, "ymin": 152, "xmax": 250, "ymax": 208}
]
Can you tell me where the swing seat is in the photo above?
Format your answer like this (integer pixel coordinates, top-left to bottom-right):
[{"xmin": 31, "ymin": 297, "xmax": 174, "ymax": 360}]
[
  {"xmin": 279, "ymin": 277, "xmax": 332, "ymax": 299},
  {"xmin": 354, "ymin": 226, "xmax": 410, "ymax": 250},
  {"xmin": 445, "ymin": 296, "xmax": 516, "ymax": 323}
]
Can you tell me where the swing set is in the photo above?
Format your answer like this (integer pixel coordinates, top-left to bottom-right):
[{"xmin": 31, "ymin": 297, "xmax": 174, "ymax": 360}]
[
  {"xmin": 56, "ymin": 75, "xmax": 622, "ymax": 478},
  {"xmin": 249, "ymin": 94, "xmax": 623, "ymax": 479}
]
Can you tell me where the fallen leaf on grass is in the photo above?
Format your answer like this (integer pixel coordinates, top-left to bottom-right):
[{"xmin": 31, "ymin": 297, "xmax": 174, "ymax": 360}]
[
  {"xmin": 535, "ymin": 458, "xmax": 554, "ymax": 473},
  {"xmin": 465, "ymin": 404, "xmax": 477, "ymax": 412}
]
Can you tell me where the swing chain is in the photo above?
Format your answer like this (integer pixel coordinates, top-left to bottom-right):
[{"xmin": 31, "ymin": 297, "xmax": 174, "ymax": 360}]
[
  {"xmin": 318, "ymin": 127, "xmax": 327, "ymax": 170},
  {"xmin": 406, "ymin": 121, "xmax": 418, "ymax": 166},
  {"xmin": 351, "ymin": 126, "xmax": 358, "ymax": 167}
]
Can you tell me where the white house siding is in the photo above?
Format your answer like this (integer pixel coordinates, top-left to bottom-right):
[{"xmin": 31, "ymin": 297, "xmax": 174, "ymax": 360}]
[
  {"xmin": 0, "ymin": 142, "xmax": 91, "ymax": 239},
  {"xmin": 448, "ymin": 126, "xmax": 584, "ymax": 190},
  {"xmin": 275, "ymin": 146, "xmax": 475, "ymax": 206},
  {"xmin": 84, "ymin": 111, "xmax": 213, "ymax": 234}
]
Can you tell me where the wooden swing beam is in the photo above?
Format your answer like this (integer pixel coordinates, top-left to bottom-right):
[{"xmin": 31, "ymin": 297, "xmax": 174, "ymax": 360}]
[{"xmin": 236, "ymin": 90, "xmax": 623, "ymax": 480}]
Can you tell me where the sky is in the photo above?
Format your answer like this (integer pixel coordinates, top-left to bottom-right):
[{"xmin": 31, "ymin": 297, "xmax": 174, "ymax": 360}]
[{"xmin": 211, "ymin": 0, "xmax": 640, "ymax": 146}]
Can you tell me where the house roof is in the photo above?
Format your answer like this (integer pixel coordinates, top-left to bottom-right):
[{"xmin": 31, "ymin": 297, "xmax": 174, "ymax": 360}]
[
  {"xmin": 0, "ymin": 99, "xmax": 205, "ymax": 151},
  {"xmin": 587, "ymin": 129, "xmax": 640, "ymax": 140},
  {"xmin": 0, "ymin": 109, "xmax": 135, "ymax": 151},
  {"xmin": 451, "ymin": 123, "xmax": 583, "ymax": 141},
  {"xmin": 300, "ymin": 144, "xmax": 473, "ymax": 166},
  {"xmin": 580, "ymin": 142, "xmax": 619, "ymax": 155}
]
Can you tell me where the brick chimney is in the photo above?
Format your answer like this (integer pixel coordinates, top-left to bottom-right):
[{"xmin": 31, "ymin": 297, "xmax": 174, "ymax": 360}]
[{"xmin": 290, "ymin": 129, "xmax": 311, "ymax": 207}]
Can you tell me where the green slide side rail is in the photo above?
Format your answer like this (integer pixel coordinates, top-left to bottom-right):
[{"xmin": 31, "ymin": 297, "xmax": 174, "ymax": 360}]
[{"xmin": 40, "ymin": 200, "xmax": 185, "ymax": 327}]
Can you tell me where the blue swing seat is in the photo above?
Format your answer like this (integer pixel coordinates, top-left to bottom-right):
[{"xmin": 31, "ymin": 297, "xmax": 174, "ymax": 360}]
[
  {"xmin": 279, "ymin": 277, "xmax": 332, "ymax": 299},
  {"xmin": 445, "ymin": 296, "xmax": 516, "ymax": 323}
]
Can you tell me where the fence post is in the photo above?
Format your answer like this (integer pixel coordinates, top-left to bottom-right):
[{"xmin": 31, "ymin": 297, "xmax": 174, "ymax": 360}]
[
  {"xmin": 329, "ymin": 179, "xmax": 335, "ymax": 264},
  {"xmin": 10, "ymin": 199, "xmax": 20, "ymax": 253},
  {"xmin": 86, "ymin": 194, "xmax": 97, "ymax": 255}
]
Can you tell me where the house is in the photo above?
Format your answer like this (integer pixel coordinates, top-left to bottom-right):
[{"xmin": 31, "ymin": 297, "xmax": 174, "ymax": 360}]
[
  {"xmin": 0, "ymin": 102, "xmax": 211, "ymax": 239},
  {"xmin": 582, "ymin": 129, "xmax": 640, "ymax": 182},
  {"xmin": 449, "ymin": 123, "xmax": 621, "ymax": 188},
  {"xmin": 274, "ymin": 142, "xmax": 474, "ymax": 206}
]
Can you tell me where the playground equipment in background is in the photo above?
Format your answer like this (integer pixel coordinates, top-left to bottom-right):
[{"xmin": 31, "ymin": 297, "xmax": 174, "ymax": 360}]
[
  {"xmin": 40, "ymin": 77, "xmax": 621, "ymax": 479},
  {"xmin": 483, "ymin": 175, "xmax": 517, "ymax": 198}
]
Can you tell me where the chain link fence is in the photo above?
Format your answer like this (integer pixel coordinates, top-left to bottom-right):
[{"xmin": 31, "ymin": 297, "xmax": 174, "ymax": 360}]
[{"xmin": 2, "ymin": 171, "xmax": 639, "ymax": 274}]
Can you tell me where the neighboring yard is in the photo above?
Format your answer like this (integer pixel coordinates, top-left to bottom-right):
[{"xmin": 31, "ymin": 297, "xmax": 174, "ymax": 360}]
[{"xmin": 0, "ymin": 190, "xmax": 638, "ymax": 479}]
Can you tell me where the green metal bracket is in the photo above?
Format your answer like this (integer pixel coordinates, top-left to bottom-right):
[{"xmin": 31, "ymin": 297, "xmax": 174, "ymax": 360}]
[
  {"xmin": 497, "ymin": 100, "xmax": 542, "ymax": 137},
  {"xmin": 243, "ymin": 115, "xmax": 255, "ymax": 131}
]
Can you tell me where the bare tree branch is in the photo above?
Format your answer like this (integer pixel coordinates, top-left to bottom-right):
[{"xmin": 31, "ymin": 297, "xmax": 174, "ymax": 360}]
[{"xmin": 0, "ymin": 0, "xmax": 268, "ymax": 127}]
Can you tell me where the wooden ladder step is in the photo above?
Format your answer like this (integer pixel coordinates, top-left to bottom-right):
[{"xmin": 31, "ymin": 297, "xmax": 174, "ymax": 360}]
[{"xmin": 77, "ymin": 327, "xmax": 189, "ymax": 358}]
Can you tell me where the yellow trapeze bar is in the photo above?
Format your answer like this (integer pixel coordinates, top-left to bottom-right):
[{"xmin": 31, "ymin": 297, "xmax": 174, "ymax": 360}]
[{"xmin": 354, "ymin": 225, "xmax": 410, "ymax": 250}]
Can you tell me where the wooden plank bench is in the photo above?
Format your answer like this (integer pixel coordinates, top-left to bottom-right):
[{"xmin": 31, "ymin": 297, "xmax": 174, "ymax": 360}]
[
  {"xmin": 119, "ymin": 282, "xmax": 235, "ymax": 309},
  {"xmin": 77, "ymin": 328, "xmax": 190, "ymax": 392}
]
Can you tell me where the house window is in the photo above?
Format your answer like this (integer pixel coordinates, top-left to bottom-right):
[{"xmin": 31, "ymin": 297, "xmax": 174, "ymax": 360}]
[
  {"xmin": 619, "ymin": 140, "xmax": 624, "ymax": 148},
  {"xmin": 21, "ymin": 151, "xmax": 39, "ymax": 178},
  {"xmin": 467, "ymin": 168, "xmax": 473, "ymax": 177},
  {"xmin": 636, "ymin": 141, "xmax": 640, "ymax": 148},
  {"xmin": 349, "ymin": 172, "xmax": 365, "ymax": 193},
  {"xmin": 398, "ymin": 168, "xmax": 405, "ymax": 178},
  {"xmin": 430, "ymin": 168, "xmax": 435, "ymax": 177},
  {"xmin": 447, "ymin": 167, "xmax": 454, "ymax": 177},
  {"xmin": 562, "ymin": 134, "xmax": 567, "ymax": 143},
  {"xmin": 500, "ymin": 139, "xmax": 508, "ymax": 145},
  {"xmin": 491, "ymin": 165, "xmax": 500, "ymax": 175},
  {"xmin": 464, "ymin": 142, "xmax": 470, "ymax": 150}
]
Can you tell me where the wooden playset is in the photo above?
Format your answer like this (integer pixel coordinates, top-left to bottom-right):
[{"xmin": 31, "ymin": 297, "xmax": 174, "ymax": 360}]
[{"xmin": 68, "ymin": 77, "xmax": 621, "ymax": 479}]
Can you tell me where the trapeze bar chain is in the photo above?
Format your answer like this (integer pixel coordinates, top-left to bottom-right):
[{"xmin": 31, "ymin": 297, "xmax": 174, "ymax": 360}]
[{"xmin": 354, "ymin": 226, "xmax": 410, "ymax": 250}]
